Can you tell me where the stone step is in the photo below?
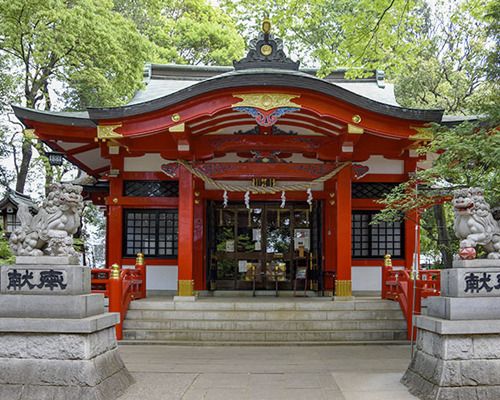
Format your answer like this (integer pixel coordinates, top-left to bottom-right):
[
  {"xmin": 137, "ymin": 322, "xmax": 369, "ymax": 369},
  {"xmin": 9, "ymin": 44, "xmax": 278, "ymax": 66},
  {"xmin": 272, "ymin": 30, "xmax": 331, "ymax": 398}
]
[
  {"xmin": 128, "ymin": 299, "xmax": 401, "ymax": 312},
  {"xmin": 124, "ymin": 309, "xmax": 405, "ymax": 321},
  {"xmin": 123, "ymin": 318, "xmax": 407, "ymax": 331},
  {"xmin": 119, "ymin": 339, "xmax": 410, "ymax": 346},
  {"xmin": 122, "ymin": 328, "xmax": 408, "ymax": 342}
]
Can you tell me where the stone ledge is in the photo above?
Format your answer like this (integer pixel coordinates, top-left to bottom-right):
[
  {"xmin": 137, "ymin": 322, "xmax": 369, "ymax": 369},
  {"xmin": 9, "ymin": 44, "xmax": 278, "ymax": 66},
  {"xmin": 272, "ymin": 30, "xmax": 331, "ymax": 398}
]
[
  {"xmin": 0, "ymin": 313, "xmax": 119, "ymax": 334},
  {"xmin": 0, "ymin": 327, "xmax": 117, "ymax": 360},
  {"xmin": 0, "ymin": 294, "xmax": 104, "ymax": 319},
  {"xmin": 415, "ymin": 315, "xmax": 500, "ymax": 335},
  {"xmin": 453, "ymin": 259, "xmax": 500, "ymax": 268},
  {"xmin": 15, "ymin": 255, "xmax": 79, "ymax": 265},
  {"xmin": 424, "ymin": 296, "xmax": 500, "ymax": 320}
]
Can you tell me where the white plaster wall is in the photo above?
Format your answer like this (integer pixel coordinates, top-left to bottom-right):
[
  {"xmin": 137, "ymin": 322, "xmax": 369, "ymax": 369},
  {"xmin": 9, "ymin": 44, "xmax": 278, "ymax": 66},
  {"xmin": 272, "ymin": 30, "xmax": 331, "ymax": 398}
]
[
  {"xmin": 145, "ymin": 266, "xmax": 178, "ymax": 290},
  {"xmin": 359, "ymin": 155, "xmax": 404, "ymax": 174},
  {"xmin": 352, "ymin": 266, "xmax": 382, "ymax": 291}
]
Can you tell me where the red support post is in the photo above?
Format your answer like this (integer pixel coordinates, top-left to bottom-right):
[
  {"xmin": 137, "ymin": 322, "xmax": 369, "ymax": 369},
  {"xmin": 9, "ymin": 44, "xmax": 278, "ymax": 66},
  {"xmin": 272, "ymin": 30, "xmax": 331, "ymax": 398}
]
[
  {"xmin": 108, "ymin": 263, "xmax": 123, "ymax": 340},
  {"xmin": 334, "ymin": 164, "xmax": 352, "ymax": 297},
  {"xmin": 177, "ymin": 165, "xmax": 195, "ymax": 296},
  {"xmin": 323, "ymin": 179, "xmax": 336, "ymax": 293}
]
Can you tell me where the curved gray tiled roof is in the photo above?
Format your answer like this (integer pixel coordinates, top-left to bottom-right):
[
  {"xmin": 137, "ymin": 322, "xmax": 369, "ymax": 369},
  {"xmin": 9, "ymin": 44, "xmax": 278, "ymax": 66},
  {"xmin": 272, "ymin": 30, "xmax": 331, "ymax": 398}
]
[{"xmin": 129, "ymin": 64, "xmax": 401, "ymax": 108}]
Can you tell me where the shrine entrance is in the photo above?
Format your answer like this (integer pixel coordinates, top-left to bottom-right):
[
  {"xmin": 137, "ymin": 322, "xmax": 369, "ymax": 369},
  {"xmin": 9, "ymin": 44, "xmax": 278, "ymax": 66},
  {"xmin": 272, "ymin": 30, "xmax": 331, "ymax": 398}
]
[{"xmin": 207, "ymin": 201, "xmax": 322, "ymax": 291}]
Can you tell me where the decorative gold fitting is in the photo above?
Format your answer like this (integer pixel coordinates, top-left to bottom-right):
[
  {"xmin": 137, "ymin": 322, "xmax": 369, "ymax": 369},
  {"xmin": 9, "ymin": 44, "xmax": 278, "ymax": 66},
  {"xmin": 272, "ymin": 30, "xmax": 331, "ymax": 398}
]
[
  {"xmin": 352, "ymin": 115, "xmax": 362, "ymax": 124},
  {"xmin": 232, "ymin": 93, "xmax": 300, "ymax": 111},
  {"xmin": 112, "ymin": 198, "xmax": 118, "ymax": 204},
  {"xmin": 329, "ymin": 200, "xmax": 335, "ymax": 205},
  {"xmin": 110, "ymin": 264, "xmax": 121, "ymax": 279},
  {"xmin": 335, "ymin": 280, "xmax": 352, "ymax": 297},
  {"xmin": 384, "ymin": 254, "xmax": 392, "ymax": 267},
  {"xmin": 194, "ymin": 191, "xmax": 200, "ymax": 197},
  {"xmin": 136, "ymin": 252, "xmax": 144, "ymax": 266},
  {"xmin": 178, "ymin": 280, "xmax": 194, "ymax": 296},
  {"xmin": 171, "ymin": 113, "xmax": 181, "ymax": 122},
  {"xmin": 194, "ymin": 199, "xmax": 200, "ymax": 205},
  {"xmin": 262, "ymin": 18, "xmax": 271, "ymax": 34},
  {"xmin": 97, "ymin": 124, "xmax": 123, "ymax": 141}
]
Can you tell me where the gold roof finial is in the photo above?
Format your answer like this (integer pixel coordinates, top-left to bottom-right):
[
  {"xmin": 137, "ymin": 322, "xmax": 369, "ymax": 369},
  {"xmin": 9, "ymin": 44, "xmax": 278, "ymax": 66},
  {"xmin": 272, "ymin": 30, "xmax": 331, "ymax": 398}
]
[{"xmin": 262, "ymin": 18, "xmax": 271, "ymax": 34}]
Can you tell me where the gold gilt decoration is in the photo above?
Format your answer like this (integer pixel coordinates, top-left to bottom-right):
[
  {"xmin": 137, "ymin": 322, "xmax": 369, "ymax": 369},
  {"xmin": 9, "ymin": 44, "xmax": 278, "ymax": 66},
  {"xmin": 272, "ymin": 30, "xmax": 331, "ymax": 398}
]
[
  {"xmin": 352, "ymin": 115, "xmax": 362, "ymax": 124},
  {"xmin": 232, "ymin": 93, "xmax": 300, "ymax": 111},
  {"xmin": 178, "ymin": 279, "xmax": 194, "ymax": 296},
  {"xmin": 335, "ymin": 280, "xmax": 352, "ymax": 297},
  {"xmin": 347, "ymin": 124, "xmax": 364, "ymax": 134},
  {"xmin": 97, "ymin": 124, "xmax": 123, "ymax": 141}
]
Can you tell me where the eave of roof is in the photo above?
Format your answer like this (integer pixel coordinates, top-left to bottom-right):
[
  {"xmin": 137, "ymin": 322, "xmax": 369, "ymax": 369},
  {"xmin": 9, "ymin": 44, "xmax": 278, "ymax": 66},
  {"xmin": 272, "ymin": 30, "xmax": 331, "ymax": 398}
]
[
  {"xmin": 11, "ymin": 106, "xmax": 96, "ymax": 128},
  {"xmin": 12, "ymin": 68, "xmax": 445, "ymax": 127}
]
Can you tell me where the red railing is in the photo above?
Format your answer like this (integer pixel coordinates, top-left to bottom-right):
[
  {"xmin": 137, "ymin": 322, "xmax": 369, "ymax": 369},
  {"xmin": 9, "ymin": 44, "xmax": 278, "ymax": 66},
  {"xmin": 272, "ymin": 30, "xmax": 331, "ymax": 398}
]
[
  {"xmin": 382, "ymin": 256, "xmax": 440, "ymax": 339},
  {"xmin": 91, "ymin": 253, "xmax": 146, "ymax": 340}
]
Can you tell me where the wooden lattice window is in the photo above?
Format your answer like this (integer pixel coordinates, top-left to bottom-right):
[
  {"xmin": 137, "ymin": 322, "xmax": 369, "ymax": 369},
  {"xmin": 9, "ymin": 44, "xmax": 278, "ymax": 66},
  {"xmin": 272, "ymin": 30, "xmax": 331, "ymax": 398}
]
[
  {"xmin": 123, "ymin": 180, "xmax": 179, "ymax": 197},
  {"xmin": 352, "ymin": 183, "xmax": 398, "ymax": 199},
  {"xmin": 123, "ymin": 209, "xmax": 178, "ymax": 258},
  {"xmin": 352, "ymin": 211, "xmax": 404, "ymax": 258}
]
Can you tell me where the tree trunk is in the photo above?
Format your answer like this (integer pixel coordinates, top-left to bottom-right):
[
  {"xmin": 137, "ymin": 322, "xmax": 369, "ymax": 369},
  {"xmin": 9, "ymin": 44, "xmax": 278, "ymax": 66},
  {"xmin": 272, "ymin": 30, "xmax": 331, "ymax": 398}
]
[
  {"xmin": 433, "ymin": 204, "xmax": 453, "ymax": 269},
  {"xmin": 15, "ymin": 137, "xmax": 32, "ymax": 193}
]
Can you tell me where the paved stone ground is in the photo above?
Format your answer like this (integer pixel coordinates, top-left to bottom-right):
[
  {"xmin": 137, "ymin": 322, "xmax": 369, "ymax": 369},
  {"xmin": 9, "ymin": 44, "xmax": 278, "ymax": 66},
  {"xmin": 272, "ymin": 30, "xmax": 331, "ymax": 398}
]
[{"xmin": 117, "ymin": 344, "xmax": 418, "ymax": 400}]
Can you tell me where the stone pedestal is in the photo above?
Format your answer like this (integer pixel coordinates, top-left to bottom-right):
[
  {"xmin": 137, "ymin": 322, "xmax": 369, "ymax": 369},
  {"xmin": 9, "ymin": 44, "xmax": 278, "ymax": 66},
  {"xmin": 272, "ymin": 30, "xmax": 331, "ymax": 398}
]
[
  {"xmin": 402, "ymin": 260, "xmax": 500, "ymax": 400},
  {"xmin": 0, "ymin": 257, "xmax": 133, "ymax": 400}
]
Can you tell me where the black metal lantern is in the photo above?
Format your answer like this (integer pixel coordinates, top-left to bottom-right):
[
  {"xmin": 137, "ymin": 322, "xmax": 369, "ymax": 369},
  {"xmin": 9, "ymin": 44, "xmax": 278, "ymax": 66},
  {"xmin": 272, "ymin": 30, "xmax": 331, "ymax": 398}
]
[{"xmin": 47, "ymin": 152, "xmax": 64, "ymax": 166}]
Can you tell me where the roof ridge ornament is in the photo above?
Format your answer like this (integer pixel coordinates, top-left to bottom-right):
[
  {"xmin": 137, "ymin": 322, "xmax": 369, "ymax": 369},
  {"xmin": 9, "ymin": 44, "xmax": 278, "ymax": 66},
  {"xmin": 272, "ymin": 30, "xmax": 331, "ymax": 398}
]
[{"xmin": 233, "ymin": 18, "xmax": 300, "ymax": 71}]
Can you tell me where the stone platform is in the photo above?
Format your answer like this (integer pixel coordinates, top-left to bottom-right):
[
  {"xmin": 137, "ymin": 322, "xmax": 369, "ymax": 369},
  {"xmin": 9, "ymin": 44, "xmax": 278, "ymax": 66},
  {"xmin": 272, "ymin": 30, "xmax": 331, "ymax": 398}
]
[
  {"xmin": 402, "ymin": 260, "xmax": 500, "ymax": 400},
  {"xmin": 0, "ymin": 258, "xmax": 133, "ymax": 400}
]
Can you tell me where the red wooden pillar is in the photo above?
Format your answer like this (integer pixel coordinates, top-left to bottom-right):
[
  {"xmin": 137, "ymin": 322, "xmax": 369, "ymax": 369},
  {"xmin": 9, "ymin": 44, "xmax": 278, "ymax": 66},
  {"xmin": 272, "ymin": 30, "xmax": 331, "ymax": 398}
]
[
  {"xmin": 177, "ymin": 165, "xmax": 195, "ymax": 296},
  {"xmin": 107, "ymin": 176, "xmax": 123, "ymax": 266},
  {"xmin": 193, "ymin": 178, "xmax": 205, "ymax": 291},
  {"xmin": 334, "ymin": 164, "xmax": 353, "ymax": 297},
  {"xmin": 323, "ymin": 179, "xmax": 336, "ymax": 292}
]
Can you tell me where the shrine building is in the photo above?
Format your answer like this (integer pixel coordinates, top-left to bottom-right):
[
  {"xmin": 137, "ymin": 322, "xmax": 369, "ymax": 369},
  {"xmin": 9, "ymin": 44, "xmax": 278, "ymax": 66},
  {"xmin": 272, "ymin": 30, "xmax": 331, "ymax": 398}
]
[{"xmin": 12, "ymin": 23, "xmax": 459, "ymax": 298}]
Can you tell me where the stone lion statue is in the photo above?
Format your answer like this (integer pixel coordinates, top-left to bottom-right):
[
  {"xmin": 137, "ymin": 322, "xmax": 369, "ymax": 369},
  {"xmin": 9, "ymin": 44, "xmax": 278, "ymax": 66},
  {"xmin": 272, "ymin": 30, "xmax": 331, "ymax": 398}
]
[
  {"xmin": 453, "ymin": 187, "xmax": 500, "ymax": 259},
  {"xmin": 10, "ymin": 183, "xmax": 84, "ymax": 257}
]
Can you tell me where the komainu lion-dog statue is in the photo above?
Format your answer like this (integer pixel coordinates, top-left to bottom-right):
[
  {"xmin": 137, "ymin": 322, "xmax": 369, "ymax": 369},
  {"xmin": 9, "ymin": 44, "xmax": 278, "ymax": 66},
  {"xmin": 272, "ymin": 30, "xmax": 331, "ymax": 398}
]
[
  {"xmin": 453, "ymin": 187, "xmax": 500, "ymax": 259},
  {"xmin": 10, "ymin": 183, "xmax": 83, "ymax": 257}
]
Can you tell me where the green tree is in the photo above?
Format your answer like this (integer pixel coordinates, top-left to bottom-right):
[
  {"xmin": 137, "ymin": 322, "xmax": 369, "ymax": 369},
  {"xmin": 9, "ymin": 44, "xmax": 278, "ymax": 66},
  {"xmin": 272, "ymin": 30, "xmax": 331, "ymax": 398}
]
[
  {"xmin": 115, "ymin": 0, "xmax": 245, "ymax": 65},
  {"xmin": 0, "ymin": 0, "xmax": 151, "ymax": 193}
]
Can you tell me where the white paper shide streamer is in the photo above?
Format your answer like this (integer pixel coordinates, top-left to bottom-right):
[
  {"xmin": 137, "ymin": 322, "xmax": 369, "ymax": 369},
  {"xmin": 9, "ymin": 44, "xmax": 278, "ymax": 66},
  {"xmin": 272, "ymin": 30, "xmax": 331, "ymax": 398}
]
[
  {"xmin": 306, "ymin": 187, "xmax": 313, "ymax": 208},
  {"xmin": 223, "ymin": 190, "xmax": 228, "ymax": 208},
  {"xmin": 244, "ymin": 191, "xmax": 250, "ymax": 209},
  {"xmin": 280, "ymin": 191, "xmax": 286, "ymax": 208}
]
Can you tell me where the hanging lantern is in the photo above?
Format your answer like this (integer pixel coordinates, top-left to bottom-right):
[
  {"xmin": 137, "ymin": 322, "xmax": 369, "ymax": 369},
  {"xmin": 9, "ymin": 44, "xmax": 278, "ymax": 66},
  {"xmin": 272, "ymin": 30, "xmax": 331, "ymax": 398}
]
[
  {"xmin": 223, "ymin": 190, "xmax": 228, "ymax": 208},
  {"xmin": 306, "ymin": 188, "xmax": 313, "ymax": 209},
  {"xmin": 280, "ymin": 191, "xmax": 286, "ymax": 208},
  {"xmin": 244, "ymin": 191, "xmax": 250, "ymax": 209}
]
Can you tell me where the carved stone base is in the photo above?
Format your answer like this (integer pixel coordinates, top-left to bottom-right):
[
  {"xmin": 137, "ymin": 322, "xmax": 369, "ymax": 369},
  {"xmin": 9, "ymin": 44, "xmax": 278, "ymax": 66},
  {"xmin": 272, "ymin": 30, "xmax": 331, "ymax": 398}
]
[{"xmin": 0, "ymin": 327, "xmax": 134, "ymax": 400}]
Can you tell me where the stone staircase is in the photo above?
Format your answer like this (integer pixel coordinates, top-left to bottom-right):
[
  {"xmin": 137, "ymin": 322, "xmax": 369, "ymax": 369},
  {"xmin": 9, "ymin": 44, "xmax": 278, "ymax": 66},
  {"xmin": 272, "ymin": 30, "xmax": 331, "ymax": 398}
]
[{"xmin": 121, "ymin": 297, "xmax": 407, "ymax": 345}]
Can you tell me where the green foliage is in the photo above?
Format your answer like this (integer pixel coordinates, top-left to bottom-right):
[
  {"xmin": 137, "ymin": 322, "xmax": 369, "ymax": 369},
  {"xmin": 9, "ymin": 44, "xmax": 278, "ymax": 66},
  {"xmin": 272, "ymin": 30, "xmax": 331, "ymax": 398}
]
[
  {"xmin": 115, "ymin": 0, "xmax": 245, "ymax": 65},
  {"xmin": 223, "ymin": 0, "xmax": 428, "ymax": 75},
  {"xmin": 0, "ymin": 0, "xmax": 151, "ymax": 110},
  {"xmin": 0, "ymin": 227, "xmax": 14, "ymax": 265}
]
